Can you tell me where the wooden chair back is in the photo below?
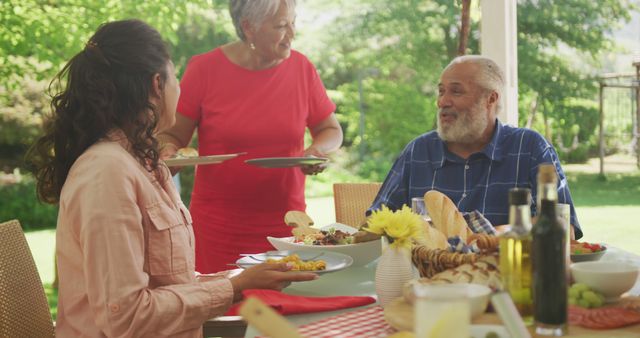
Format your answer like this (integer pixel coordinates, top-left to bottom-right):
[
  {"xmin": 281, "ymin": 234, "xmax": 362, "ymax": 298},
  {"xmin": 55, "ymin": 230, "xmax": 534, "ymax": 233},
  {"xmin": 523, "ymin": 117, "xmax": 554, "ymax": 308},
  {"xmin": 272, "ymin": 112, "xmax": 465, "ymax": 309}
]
[
  {"xmin": 0, "ymin": 219, "xmax": 55, "ymax": 337},
  {"xmin": 333, "ymin": 183, "xmax": 382, "ymax": 228}
]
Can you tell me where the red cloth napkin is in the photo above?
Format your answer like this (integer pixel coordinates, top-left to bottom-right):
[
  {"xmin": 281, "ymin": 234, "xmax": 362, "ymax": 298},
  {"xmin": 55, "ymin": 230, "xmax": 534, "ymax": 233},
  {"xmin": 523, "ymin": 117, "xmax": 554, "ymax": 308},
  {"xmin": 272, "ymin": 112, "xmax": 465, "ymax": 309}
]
[{"xmin": 225, "ymin": 289, "xmax": 376, "ymax": 316}]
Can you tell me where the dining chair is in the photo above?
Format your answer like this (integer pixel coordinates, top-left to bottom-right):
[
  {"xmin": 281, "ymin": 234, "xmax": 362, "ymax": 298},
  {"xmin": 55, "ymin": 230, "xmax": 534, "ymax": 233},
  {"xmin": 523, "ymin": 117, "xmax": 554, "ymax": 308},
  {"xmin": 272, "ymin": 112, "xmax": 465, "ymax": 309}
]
[
  {"xmin": 333, "ymin": 182, "xmax": 382, "ymax": 228},
  {"xmin": 0, "ymin": 219, "xmax": 55, "ymax": 337}
]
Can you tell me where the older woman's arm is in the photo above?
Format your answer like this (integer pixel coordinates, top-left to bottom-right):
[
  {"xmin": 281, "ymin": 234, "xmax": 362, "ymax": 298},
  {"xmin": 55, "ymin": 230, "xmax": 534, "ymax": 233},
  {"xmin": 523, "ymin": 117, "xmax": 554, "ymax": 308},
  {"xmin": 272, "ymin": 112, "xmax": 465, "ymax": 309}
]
[
  {"xmin": 305, "ymin": 113, "xmax": 343, "ymax": 156},
  {"xmin": 157, "ymin": 113, "xmax": 197, "ymax": 158},
  {"xmin": 302, "ymin": 113, "xmax": 343, "ymax": 175},
  {"xmin": 157, "ymin": 113, "xmax": 198, "ymax": 175}
]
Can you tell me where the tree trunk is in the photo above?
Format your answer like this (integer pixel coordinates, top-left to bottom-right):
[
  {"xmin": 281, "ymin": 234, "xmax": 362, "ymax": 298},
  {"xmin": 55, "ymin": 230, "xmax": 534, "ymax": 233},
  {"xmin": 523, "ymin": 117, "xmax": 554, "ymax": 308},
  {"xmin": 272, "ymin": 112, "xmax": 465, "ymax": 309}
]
[
  {"xmin": 526, "ymin": 93, "xmax": 539, "ymax": 129},
  {"xmin": 457, "ymin": 0, "xmax": 472, "ymax": 56},
  {"xmin": 543, "ymin": 106, "xmax": 552, "ymax": 141},
  {"xmin": 442, "ymin": 24, "xmax": 456, "ymax": 60}
]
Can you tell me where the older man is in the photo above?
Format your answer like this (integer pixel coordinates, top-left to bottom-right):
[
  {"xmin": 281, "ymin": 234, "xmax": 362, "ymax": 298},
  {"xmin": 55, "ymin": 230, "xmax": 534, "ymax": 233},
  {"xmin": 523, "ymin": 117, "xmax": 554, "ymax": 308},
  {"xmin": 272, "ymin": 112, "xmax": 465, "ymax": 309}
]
[{"xmin": 368, "ymin": 55, "xmax": 582, "ymax": 239}]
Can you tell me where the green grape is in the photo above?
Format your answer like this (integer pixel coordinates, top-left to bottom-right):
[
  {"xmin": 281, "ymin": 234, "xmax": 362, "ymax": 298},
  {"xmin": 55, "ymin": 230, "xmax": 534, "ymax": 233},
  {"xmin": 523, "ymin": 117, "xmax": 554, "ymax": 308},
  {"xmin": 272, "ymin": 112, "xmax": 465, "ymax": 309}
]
[
  {"xmin": 572, "ymin": 283, "xmax": 590, "ymax": 293},
  {"xmin": 568, "ymin": 287, "xmax": 581, "ymax": 299},
  {"xmin": 583, "ymin": 291, "xmax": 599, "ymax": 303},
  {"xmin": 578, "ymin": 299, "xmax": 591, "ymax": 308},
  {"xmin": 569, "ymin": 297, "xmax": 578, "ymax": 305}
]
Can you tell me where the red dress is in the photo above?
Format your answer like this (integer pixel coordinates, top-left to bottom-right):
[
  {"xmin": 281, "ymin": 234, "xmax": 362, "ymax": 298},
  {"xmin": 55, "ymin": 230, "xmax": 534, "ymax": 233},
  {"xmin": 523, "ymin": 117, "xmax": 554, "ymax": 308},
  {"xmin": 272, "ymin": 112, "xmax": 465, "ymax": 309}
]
[{"xmin": 178, "ymin": 48, "xmax": 336, "ymax": 273}]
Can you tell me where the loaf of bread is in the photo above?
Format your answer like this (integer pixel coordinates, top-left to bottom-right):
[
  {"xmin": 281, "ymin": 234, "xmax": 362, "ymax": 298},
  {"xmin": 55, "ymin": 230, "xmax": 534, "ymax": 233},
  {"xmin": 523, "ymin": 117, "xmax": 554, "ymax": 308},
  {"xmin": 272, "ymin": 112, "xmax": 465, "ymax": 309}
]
[
  {"xmin": 404, "ymin": 254, "xmax": 502, "ymax": 304},
  {"xmin": 424, "ymin": 190, "xmax": 468, "ymax": 242},
  {"xmin": 415, "ymin": 224, "xmax": 449, "ymax": 250},
  {"xmin": 468, "ymin": 233, "xmax": 500, "ymax": 252}
]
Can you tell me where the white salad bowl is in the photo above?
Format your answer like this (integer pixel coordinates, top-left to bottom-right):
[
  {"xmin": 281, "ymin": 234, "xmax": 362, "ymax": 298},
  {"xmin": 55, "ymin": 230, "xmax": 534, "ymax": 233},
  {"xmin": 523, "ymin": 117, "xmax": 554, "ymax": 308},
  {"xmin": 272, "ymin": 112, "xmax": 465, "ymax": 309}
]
[
  {"xmin": 570, "ymin": 261, "xmax": 639, "ymax": 302},
  {"xmin": 267, "ymin": 223, "xmax": 381, "ymax": 267}
]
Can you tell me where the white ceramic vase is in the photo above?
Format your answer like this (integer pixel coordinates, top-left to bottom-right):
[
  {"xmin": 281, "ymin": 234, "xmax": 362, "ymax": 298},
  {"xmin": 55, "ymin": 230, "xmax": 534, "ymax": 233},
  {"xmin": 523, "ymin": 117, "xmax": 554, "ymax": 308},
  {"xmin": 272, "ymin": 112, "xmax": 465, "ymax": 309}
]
[{"xmin": 375, "ymin": 237, "xmax": 416, "ymax": 307}]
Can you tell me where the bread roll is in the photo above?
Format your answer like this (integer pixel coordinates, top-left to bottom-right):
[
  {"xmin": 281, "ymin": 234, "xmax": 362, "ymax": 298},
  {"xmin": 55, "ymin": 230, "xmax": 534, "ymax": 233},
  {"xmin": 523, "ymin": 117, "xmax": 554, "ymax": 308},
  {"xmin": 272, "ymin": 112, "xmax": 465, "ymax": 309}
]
[{"xmin": 424, "ymin": 190, "xmax": 467, "ymax": 242}]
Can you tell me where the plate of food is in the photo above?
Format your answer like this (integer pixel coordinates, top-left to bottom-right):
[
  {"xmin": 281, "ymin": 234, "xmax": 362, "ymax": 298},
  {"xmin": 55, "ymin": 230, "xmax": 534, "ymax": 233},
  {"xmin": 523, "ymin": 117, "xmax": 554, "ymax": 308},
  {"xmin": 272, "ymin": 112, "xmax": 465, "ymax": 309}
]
[
  {"xmin": 235, "ymin": 250, "xmax": 353, "ymax": 274},
  {"xmin": 244, "ymin": 157, "xmax": 328, "ymax": 168},
  {"xmin": 571, "ymin": 241, "xmax": 607, "ymax": 262},
  {"xmin": 163, "ymin": 147, "xmax": 245, "ymax": 167},
  {"xmin": 267, "ymin": 221, "xmax": 381, "ymax": 266}
]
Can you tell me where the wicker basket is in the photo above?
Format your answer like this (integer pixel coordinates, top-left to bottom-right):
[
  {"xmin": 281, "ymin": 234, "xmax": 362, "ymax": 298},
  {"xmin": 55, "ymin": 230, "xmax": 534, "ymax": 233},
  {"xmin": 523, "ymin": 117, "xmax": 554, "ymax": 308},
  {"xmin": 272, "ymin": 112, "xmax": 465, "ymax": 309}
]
[{"xmin": 411, "ymin": 233, "xmax": 500, "ymax": 278}]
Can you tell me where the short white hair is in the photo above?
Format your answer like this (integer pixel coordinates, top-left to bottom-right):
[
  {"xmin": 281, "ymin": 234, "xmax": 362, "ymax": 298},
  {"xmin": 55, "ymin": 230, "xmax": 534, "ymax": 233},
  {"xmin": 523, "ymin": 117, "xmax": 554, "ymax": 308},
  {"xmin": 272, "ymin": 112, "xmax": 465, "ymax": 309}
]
[
  {"xmin": 444, "ymin": 55, "xmax": 505, "ymax": 114},
  {"xmin": 229, "ymin": 0, "xmax": 297, "ymax": 41}
]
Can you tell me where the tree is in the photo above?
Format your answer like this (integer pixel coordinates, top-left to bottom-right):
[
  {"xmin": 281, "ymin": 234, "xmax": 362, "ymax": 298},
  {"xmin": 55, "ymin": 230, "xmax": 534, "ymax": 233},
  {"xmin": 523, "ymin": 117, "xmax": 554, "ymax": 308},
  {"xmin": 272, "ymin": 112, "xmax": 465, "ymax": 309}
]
[
  {"xmin": 0, "ymin": 0, "xmax": 230, "ymax": 169},
  {"xmin": 0, "ymin": 1, "xmax": 230, "ymax": 89}
]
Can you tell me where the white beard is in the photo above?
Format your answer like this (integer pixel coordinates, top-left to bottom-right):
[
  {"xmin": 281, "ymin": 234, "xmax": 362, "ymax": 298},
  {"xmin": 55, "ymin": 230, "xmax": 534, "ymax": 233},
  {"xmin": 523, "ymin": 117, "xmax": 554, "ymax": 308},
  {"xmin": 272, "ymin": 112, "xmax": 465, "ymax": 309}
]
[{"xmin": 437, "ymin": 101, "xmax": 489, "ymax": 144}]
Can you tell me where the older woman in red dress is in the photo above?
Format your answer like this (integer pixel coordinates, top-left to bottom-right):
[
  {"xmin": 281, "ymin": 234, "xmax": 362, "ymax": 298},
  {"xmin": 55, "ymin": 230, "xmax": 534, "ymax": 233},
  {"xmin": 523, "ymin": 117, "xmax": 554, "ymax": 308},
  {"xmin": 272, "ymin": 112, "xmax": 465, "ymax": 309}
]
[{"xmin": 159, "ymin": 0, "xmax": 343, "ymax": 273}]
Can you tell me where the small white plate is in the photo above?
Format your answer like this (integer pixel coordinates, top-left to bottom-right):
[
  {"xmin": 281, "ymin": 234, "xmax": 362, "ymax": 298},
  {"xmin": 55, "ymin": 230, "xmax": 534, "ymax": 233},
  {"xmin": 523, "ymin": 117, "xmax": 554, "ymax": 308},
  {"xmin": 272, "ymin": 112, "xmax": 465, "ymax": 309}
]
[
  {"xmin": 163, "ymin": 153, "xmax": 243, "ymax": 167},
  {"xmin": 235, "ymin": 250, "xmax": 353, "ymax": 274},
  {"xmin": 245, "ymin": 157, "xmax": 328, "ymax": 168}
]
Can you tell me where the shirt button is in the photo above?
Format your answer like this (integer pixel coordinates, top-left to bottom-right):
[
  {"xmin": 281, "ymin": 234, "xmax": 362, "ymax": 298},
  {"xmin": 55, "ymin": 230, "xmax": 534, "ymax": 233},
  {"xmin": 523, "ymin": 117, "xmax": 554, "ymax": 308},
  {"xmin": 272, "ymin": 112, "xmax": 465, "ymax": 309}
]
[
  {"xmin": 110, "ymin": 304, "xmax": 120, "ymax": 313},
  {"xmin": 465, "ymin": 164, "xmax": 470, "ymax": 170}
]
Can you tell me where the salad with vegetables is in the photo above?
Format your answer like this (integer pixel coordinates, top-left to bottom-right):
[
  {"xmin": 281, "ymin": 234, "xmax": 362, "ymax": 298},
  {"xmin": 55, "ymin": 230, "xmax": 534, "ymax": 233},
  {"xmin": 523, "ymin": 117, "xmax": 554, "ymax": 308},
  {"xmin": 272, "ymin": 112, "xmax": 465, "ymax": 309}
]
[{"xmin": 297, "ymin": 227, "xmax": 354, "ymax": 245}]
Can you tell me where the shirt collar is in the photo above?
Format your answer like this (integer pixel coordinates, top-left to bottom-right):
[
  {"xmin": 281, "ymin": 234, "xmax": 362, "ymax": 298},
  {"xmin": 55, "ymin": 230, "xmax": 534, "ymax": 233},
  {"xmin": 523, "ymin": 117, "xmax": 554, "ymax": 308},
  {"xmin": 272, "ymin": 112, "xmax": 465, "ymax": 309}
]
[
  {"xmin": 480, "ymin": 119, "xmax": 505, "ymax": 161},
  {"xmin": 434, "ymin": 119, "xmax": 505, "ymax": 168}
]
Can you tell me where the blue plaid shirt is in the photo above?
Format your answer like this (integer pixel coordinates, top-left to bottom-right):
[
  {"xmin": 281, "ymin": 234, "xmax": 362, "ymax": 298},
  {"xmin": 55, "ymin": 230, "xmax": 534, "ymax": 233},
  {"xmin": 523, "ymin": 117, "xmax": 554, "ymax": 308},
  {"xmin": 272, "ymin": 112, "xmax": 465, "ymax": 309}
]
[{"xmin": 368, "ymin": 120, "xmax": 582, "ymax": 239}]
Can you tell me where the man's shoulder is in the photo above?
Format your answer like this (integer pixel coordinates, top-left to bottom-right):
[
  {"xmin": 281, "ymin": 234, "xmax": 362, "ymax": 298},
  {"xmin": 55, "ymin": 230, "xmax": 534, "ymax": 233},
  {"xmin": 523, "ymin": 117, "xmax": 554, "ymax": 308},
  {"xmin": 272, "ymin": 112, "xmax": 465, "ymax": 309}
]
[
  {"xmin": 499, "ymin": 124, "xmax": 548, "ymax": 148},
  {"xmin": 409, "ymin": 130, "xmax": 441, "ymax": 146},
  {"xmin": 398, "ymin": 130, "xmax": 442, "ymax": 159}
]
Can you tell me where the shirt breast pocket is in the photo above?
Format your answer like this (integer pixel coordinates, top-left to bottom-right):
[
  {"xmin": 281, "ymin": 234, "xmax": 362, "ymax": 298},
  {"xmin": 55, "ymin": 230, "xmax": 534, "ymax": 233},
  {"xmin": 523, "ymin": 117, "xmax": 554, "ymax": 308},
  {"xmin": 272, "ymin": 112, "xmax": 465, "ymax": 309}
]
[{"xmin": 145, "ymin": 204, "xmax": 190, "ymax": 275}]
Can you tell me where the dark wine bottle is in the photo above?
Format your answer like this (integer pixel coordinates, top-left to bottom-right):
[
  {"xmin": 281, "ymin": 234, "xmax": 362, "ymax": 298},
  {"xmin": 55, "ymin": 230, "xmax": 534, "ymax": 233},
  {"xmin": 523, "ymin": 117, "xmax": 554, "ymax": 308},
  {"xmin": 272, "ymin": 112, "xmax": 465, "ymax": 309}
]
[{"xmin": 532, "ymin": 163, "xmax": 567, "ymax": 336}]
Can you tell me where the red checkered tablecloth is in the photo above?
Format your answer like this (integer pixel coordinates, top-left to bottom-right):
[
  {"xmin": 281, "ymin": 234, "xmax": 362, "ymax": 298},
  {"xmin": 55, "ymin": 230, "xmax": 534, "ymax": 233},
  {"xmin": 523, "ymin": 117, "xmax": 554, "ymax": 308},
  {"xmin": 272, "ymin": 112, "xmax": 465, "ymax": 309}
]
[{"xmin": 258, "ymin": 305, "xmax": 397, "ymax": 338}]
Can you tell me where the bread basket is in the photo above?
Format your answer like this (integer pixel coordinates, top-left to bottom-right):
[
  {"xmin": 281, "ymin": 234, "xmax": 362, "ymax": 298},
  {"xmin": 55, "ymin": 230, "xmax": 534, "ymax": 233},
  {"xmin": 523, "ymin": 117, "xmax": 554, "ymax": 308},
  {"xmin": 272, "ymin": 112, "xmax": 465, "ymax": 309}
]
[{"xmin": 411, "ymin": 233, "xmax": 500, "ymax": 278}]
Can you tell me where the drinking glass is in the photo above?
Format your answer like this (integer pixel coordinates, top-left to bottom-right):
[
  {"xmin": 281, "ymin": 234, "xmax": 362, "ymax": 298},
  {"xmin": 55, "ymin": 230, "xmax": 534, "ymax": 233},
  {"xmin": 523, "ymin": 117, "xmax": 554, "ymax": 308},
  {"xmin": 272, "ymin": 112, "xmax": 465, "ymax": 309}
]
[
  {"xmin": 411, "ymin": 197, "xmax": 430, "ymax": 222},
  {"xmin": 413, "ymin": 284, "xmax": 470, "ymax": 338}
]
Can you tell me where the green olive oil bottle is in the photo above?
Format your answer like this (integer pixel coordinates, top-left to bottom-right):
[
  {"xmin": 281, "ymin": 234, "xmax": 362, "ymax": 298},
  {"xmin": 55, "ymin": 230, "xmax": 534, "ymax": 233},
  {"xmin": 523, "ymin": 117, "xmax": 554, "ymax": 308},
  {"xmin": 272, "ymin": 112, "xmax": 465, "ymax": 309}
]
[{"xmin": 499, "ymin": 188, "xmax": 533, "ymax": 324}]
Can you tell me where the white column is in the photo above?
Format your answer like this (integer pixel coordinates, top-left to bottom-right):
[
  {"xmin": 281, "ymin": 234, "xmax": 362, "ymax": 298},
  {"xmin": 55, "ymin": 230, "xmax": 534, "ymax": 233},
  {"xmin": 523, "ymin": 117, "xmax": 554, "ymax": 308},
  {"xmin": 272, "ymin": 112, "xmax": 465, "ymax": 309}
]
[{"xmin": 480, "ymin": 0, "xmax": 519, "ymax": 126}]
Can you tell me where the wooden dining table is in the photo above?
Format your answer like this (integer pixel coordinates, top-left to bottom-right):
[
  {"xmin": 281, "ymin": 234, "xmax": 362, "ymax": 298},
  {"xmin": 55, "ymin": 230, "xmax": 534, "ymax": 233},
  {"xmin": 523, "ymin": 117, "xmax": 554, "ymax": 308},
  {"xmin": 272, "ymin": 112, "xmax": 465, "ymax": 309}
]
[{"xmin": 204, "ymin": 246, "xmax": 640, "ymax": 338}]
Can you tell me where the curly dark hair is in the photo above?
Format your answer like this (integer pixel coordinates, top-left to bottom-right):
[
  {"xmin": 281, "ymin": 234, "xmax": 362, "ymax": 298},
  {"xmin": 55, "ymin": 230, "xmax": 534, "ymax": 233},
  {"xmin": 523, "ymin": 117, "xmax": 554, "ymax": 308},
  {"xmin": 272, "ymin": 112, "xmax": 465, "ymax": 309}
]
[{"xmin": 26, "ymin": 19, "xmax": 171, "ymax": 204}]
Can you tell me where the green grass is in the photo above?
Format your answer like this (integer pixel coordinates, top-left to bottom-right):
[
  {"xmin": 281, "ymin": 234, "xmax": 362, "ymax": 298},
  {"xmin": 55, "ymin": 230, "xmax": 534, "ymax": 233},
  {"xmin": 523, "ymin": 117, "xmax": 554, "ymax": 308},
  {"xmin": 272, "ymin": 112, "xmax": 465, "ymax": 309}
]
[
  {"xmin": 25, "ymin": 170, "xmax": 640, "ymax": 320},
  {"xmin": 567, "ymin": 172, "xmax": 640, "ymax": 207}
]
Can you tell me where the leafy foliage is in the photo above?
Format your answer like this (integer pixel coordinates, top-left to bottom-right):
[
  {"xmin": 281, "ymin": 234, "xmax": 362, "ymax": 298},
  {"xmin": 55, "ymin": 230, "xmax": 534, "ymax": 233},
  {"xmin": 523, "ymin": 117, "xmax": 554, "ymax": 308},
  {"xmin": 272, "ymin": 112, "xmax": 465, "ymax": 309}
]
[
  {"xmin": 0, "ymin": 0, "xmax": 222, "ymax": 87},
  {"xmin": 0, "ymin": 0, "xmax": 231, "ymax": 168},
  {"xmin": 0, "ymin": 175, "xmax": 58, "ymax": 230},
  {"xmin": 304, "ymin": 0, "xmax": 635, "ymax": 176}
]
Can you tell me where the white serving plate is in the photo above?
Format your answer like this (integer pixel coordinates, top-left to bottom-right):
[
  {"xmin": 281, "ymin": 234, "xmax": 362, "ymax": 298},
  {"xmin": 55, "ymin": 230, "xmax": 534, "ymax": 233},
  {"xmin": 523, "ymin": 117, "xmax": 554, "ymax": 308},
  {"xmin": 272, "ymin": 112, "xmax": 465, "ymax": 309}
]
[
  {"xmin": 267, "ymin": 223, "xmax": 381, "ymax": 267},
  {"xmin": 163, "ymin": 153, "xmax": 243, "ymax": 167},
  {"xmin": 235, "ymin": 250, "xmax": 353, "ymax": 274},
  {"xmin": 245, "ymin": 157, "xmax": 328, "ymax": 168}
]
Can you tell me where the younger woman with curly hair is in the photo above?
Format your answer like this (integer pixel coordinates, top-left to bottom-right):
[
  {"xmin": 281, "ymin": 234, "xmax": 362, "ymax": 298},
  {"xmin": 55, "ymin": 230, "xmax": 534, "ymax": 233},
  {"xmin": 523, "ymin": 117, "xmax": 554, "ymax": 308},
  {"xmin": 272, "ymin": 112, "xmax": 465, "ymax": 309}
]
[{"xmin": 26, "ymin": 19, "xmax": 316, "ymax": 337}]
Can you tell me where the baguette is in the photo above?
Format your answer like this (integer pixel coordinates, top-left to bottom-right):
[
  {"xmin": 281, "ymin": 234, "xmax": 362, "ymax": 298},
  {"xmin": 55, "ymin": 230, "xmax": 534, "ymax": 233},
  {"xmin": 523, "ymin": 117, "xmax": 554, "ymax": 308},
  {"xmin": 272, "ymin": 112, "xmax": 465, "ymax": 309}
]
[{"xmin": 424, "ymin": 190, "xmax": 468, "ymax": 242}]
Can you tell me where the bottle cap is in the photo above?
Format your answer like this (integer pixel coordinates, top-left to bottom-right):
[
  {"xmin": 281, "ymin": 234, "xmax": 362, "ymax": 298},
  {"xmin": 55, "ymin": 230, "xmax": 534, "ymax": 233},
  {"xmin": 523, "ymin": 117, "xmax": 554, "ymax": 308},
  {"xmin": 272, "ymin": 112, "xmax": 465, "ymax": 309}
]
[
  {"xmin": 509, "ymin": 188, "xmax": 531, "ymax": 206},
  {"xmin": 538, "ymin": 163, "xmax": 557, "ymax": 184}
]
